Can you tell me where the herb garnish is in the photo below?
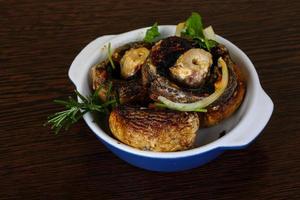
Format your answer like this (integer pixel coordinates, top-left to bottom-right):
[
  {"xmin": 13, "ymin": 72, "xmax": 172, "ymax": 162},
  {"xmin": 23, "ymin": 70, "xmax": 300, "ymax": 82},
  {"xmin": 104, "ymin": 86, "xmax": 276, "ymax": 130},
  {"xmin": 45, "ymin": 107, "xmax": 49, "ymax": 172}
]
[
  {"xmin": 181, "ymin": 12, "xmax": 217, "ymax": 51},
  {"xmin": 143, "ymin": 22, "xmax": 160, "ymax": 43},
  {"xmin": 45, "ymin": 85, "xmax": 116, "ymax": 134}
]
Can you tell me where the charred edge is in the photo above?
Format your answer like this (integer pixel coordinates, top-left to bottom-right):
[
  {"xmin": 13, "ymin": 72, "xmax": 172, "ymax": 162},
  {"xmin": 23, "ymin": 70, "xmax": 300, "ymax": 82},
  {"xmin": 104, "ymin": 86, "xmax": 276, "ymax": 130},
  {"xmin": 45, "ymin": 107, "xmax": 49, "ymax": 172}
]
[
  {"xmin": 199, "ymin": 63, "xmax": 246, "ymax": 127},
  {"xmin": 113, "ymin": 106, "xmax": 198, "ymax": 136},
  {"xmin": 150, "ymin": 76, "xmax": 203, "ymax": 103},
  {"xmin": 116, "ymin": 80, "xmax": 148, "ymax": 104},
  {"xmin": 150, "ymin": 36, "xmax": 193, "ymax": 76}
]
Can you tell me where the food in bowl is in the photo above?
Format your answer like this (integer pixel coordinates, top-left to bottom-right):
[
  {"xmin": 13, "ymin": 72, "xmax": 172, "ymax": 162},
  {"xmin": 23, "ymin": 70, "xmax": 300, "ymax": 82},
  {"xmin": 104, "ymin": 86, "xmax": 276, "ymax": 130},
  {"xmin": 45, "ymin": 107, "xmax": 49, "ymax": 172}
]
[{"xmin": 46, "ymin": 12, "xmax": 246, "ymax": 152}]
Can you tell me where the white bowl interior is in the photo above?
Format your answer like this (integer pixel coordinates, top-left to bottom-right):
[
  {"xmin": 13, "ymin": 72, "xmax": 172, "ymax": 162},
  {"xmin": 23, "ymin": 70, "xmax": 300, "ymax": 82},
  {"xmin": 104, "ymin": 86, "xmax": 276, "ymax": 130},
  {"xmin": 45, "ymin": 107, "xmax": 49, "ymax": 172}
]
[{"xmin": 70, "ymin": 25, "xmax": 264, "ymax": 158}]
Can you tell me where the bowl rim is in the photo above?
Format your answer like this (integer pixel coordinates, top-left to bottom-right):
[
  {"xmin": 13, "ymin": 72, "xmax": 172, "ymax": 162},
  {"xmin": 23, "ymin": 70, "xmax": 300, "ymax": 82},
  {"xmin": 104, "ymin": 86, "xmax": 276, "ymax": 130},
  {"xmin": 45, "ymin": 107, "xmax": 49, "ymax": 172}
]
[{"xmin": 69, "ymin": 25, "xmax": 273, "ymax": 158}]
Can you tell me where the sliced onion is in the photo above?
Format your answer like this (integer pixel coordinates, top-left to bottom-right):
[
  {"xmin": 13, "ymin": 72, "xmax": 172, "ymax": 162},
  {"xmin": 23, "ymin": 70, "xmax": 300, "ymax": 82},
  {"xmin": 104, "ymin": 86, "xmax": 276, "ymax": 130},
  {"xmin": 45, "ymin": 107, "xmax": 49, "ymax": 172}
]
[
  {"xmin": 158, "ymin": 57, "xmax": 228, "ymax": 112},
  {"xmin": 175, "ymin": 22, "xmax": 185, "ymax": 37},
  {"xmin": 203, "ymin": 26, "xmax": 216, "ymax": 41}
]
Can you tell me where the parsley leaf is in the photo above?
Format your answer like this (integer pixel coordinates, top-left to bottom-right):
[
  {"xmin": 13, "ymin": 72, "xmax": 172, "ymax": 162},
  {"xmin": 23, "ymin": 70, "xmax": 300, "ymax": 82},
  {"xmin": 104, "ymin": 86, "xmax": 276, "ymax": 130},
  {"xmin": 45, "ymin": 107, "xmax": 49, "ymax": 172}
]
[
  {"xmin": 181, "ymin": 12, "xmax": 217, "ymax": 51},
  {"xmin": 181, "ymin": 12, "xmax": 204, "ymax": 38},
  {"xmin": 144, "ymin": 22, "xmax": 160, "ymax": 43}
]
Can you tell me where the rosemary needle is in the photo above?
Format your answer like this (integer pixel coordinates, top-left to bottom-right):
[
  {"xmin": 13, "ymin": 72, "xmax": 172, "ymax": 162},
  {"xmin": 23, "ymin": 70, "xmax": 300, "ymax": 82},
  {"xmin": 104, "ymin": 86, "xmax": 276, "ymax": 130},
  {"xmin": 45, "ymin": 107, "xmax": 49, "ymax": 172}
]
[{"xmin": 45, "ymin": 87, "xmax": 117, "ymax": 134}]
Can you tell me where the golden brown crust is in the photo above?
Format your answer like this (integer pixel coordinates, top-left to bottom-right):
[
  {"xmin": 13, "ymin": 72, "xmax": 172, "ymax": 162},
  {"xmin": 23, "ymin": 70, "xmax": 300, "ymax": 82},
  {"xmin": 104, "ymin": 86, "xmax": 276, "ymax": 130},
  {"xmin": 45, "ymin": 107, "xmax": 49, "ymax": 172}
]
[
  {"xmin": 109, "ymin": 106, "xmax": 200, "ymax": 152},
  {"xmin": 199, "ymin": 64, "xmax": 246, "ymax": 127}
]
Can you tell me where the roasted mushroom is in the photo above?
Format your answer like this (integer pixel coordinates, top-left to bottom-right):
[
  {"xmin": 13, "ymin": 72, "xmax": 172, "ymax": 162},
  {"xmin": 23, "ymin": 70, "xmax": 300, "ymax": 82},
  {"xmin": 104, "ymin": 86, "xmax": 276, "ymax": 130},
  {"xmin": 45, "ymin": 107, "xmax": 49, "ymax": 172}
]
[
  {"xmin": 146, "ymin": 41, "xmax": 246, "ymax": 127},
  {"xmin": 109, "ymin": 106, "xmax": 199, "ymax": 152},
  {"xmin": 169, "ymin": 48, "xmax": 213, "ymax": 88},
  {"xmin": 90, "ymin": 36, "xmax": 245, "ymax": 152},
  {"xmin": 199, "ymin": 57, "xmax": 246, "ymax": 127},
  {"xmin": 120, "ymin": 47, "xmax": 149, "ymax": 79},
  {"xmin": 112, "ymin": 41, "xmax": 152, "ymax": 63},
  {"xmin": 90, "ymin": 60, "xmax": 109, "ymax": 90},
  {"xmin": 150, "ymin": 76, "xmax": 203, "ymax": 103},
  {"xmin": 94, "ymin": 79, "xmax": 147, "ymax": 104},
  {"xmin": 150, "ymin": 36, "xmax": 193, "ymax": 75}
]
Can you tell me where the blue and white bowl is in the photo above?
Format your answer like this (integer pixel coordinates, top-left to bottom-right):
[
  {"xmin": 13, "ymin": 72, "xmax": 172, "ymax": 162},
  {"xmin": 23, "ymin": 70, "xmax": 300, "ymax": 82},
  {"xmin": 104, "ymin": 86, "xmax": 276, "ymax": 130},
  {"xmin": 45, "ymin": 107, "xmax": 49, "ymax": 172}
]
[{"xmin": 68, "ymin": 26, "xmax": 274, "ymax": 172}]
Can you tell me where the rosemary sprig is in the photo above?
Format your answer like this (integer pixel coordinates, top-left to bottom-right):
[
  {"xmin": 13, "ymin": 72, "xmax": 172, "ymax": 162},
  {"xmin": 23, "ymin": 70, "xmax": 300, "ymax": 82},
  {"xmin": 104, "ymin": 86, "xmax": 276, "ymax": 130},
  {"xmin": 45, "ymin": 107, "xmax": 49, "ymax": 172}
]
[{"xmin": 45, "ymin": 86, "xmax": 117, "ymax": 134}]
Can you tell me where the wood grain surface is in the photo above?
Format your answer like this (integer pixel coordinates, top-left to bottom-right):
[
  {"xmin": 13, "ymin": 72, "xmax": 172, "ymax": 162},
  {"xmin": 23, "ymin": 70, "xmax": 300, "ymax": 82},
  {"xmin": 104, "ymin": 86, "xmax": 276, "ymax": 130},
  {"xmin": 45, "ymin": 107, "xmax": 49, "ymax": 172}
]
[{"xmin": 1, "ymin": 0, "xmax": 300, "ymax": 199}]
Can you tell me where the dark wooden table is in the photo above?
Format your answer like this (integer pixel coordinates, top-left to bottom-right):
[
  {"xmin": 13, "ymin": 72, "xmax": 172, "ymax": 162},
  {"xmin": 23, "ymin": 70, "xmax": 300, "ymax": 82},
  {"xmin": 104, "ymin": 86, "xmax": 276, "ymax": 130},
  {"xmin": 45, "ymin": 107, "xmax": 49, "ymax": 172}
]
[{"xmin": 1, "ymin": 0, "xmax": 299, "ymax": 199}]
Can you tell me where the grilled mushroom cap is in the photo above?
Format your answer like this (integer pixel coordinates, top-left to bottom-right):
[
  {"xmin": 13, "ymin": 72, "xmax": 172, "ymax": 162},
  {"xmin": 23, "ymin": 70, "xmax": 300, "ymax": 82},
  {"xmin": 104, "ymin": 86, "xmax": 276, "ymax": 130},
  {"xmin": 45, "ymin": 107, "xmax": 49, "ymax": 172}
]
[
  {"xmin": 150, "ymin": 36, "xmax": 193, "ymax": 75},
  {"xmin": 112, "ymin": 41, "xmax": 152, "ymax": 63},
  {"xmin": 90, "ymin": 60, "xmax": 109, "ymax": 90},
  {"xmin": 94, "ymin": 79, "xmax": 148, "ymax": 104},
  {"xmin": 145, "ymin": 41, "xmax": 246, "ymax": 127},
  {"xmin": 169, "ymin": 48, "xmax": 213, "ymax": 88},
  {"xmin": 150, "ymin": 76, "xmax": 203, "ymax": 103},
  {"xmin": 109, "ymin": 106, "xmax": 200, "ymax": 152},
  {"xmin": 199, "ymin": 60, "xmax": 246, "ymax": 127},
  {"xmin": 90, "ymin": 41, "xmax": 153, "ymax": 104},
  {"xmin": 120, "ymin": 47, "xmax": 150, "ymax": 79}
]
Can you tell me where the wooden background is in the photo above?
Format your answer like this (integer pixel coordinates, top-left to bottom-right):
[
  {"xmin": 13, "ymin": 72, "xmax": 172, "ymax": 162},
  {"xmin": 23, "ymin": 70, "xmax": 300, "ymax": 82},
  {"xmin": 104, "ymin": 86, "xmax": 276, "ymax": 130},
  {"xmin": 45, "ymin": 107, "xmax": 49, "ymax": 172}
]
[{"xmin": 1, "ymin": 0, "xmax": 299, "ymax": 199}]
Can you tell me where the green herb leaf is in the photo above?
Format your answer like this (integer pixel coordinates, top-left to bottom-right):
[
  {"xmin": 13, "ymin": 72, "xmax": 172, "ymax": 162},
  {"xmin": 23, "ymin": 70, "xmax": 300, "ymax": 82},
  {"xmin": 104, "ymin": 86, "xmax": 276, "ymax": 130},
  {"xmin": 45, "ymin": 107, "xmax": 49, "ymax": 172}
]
[
  {"xmin": 206, "ymin": 39, "xmax": 217, "ymax": 49},
  {"xmin": 181, "ymin": 12, "xmax": 217, "ymax": 51},
  {"xmin": 181, "ymin": 12, "xmax": 204, "ymax": 38},
  {"xmin": 144, "ymin": 22, "xmax": 160, "ymax": 43},
  {"xmin": 108, "ymin": 43, "xmax": 116, "ymax": 70}
]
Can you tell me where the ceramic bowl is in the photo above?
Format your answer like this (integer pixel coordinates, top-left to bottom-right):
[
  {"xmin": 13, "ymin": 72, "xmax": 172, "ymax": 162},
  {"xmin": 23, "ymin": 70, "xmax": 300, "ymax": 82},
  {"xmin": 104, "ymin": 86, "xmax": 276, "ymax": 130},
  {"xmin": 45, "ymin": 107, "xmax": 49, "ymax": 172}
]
[{"xmin": 68, "ymin": 25, "xmax": 273, "ymax": 172}]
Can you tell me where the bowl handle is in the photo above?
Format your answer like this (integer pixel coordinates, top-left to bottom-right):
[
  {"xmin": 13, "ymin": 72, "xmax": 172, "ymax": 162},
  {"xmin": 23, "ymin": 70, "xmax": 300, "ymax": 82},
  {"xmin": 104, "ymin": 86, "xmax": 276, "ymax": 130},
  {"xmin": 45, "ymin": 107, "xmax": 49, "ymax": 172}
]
[
  {"xmin": 220, "ymin": 87, "xmax": 274, "ymax": 149},
  {"xmin": 68, "ymin": 35, "xmax": 116, "ymax": 88}
]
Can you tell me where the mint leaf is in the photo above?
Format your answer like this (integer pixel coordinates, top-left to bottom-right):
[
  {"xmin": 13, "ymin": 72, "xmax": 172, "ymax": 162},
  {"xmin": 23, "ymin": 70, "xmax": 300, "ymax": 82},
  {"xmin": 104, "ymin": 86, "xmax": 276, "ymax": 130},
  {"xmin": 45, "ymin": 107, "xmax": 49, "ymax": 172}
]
[{"xmin": 144, "ymin": 22, "xmax": 160, "ymax": 43}]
